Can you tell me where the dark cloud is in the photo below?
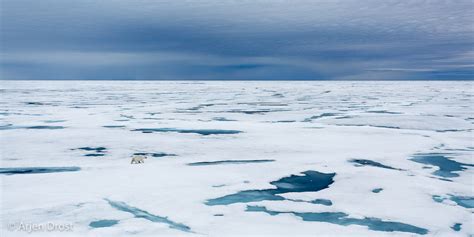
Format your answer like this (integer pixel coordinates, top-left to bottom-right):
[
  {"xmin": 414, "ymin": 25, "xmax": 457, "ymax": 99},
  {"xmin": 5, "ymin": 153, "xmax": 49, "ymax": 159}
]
[{"xmin": 1, "ymin": 0, "xmax": 473, "ymax": 80}]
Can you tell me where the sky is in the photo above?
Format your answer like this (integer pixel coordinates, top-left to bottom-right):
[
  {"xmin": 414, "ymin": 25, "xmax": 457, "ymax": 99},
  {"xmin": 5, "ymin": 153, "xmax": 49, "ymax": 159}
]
[{"xmin": 1, "ymin": 0, "xmax": 473, "ymax": 80}]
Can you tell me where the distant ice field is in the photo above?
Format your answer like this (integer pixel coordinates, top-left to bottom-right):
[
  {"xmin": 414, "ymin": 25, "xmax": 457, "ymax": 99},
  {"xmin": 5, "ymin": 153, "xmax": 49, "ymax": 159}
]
[{"xmin": 0, "ymin": 81, "xmax": 473, "ymax": 236}]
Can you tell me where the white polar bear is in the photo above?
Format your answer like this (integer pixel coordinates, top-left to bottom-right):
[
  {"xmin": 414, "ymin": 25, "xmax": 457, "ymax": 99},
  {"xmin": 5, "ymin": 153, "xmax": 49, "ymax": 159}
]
[{"xmin": 131, "ymin": 155, "xmax": 148, "ymax": 164}]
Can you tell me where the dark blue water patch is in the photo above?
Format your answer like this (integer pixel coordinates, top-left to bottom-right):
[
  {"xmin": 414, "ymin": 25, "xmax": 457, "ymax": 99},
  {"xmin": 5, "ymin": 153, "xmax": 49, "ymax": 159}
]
[
  {"xmin": 432, "ymin": 195, "xmax": 445, "ymax": 203},
  {"xmin": 212, "ymin": 184, "xmax": 227, "ymax": 188},
  {"xmin": 184, "ymin": 103, "xmax": 215, "ymax": 112},
  {"xmin": 410, "ymin": 153, "xmax": 474, "ymax": 178},
  {"xmin": 371, "ymin": 125, "xmax": 402, "ymax": 129},
  {"xmin": 246, "ymin": 205, "xmax": 428, "ymax": 235},
  {"xmin": 206, "ymin": 171, "xmax": 335, "ymax": 206},
  {"xmin": 372, "ymin": 188, "xmax": 383, "ymax": 193},
  {"xmin": 120, "ymin": 114, "xmax": 134, "ymax": 119},
  {"xmin": 133, "ymin": 152, "xmax": 176, "ymax": 158},
  {"xmin": 0, "ymin": 167, "xmax": 81, "ymax": 175},
  {"xmin": 366, "ymin": 110, "xmax": 403, "ymax": 114},
  {"xmin": 0, "ymin": 124, "xmax": 14, "ymax": 130},
  {"xmin": 132, "ymin": 128, "xmax": 242, "ymax": 136},
  {"xmin": 188, "ymin": 159, "xmax": 275, "ymax": 166},
  {"xmin": 226, "ymin": 109, "xmax": 289, "ymax": 114},
  {"xmin": 0, "ymin": 125, "xmax": 65, "ymax": 130},
  {"xmin": 402, "ymin": 102, "xmax": 416, "ymax": 107},
  {"xmin": 236, "ymin": 102, "xmax": 287, "ymax": 107},
  {"xmin": 362, "ymin": 96, "xmax": 378, "ymax": 100},
  {"xmin": 74, "ymin": 147, "xmax": 107, "ymax": 157},
  {"xmin": 432, "ymin": 195, "xmax": 473, "ymax": 209},
  {"xmin": 350, "ymin": 159, "xmax": 402, "ymax": 171},
  {"xmin": 287, "ymin": 198, "xmax": 333, "ymax": 206},
  {"xmin": 26, "ymin": 126, "xmax": 65, "ymax": 130},
  {"xmin": 445, "ymin": 147, "xmax": 474, "ymax": 152},
  {"xmin": 433, "ymin": 144, "xmax": 446, "ymax": 149},
  {"xmin": 207, "ymin": 190, "xmax": 285, "ymax": 205},
  {"xmin": 213, "ymin": 117, "xmax": 237, "ymax": 122},
  {"xmin": 450, "ymin": 196, "xmax": 474, "ymax": 209},
  {"xmin": 273, "ymin": 120, "xmax": 296, "ymax": 123},
  {"xmin": 105, "ymin": 199, "xmax": 192, "ymax": 233},
  {"xmin": 451, "ymin": 223, "xmax": 462, "ymax": 231},
  {"xmin": 335, "ymin": 124, "xmax": 402, "ymax": 130},
  {"xmin": 200, "ymin": 103, "xmax": 216, "ymax": 107},
  {"xmin": 89, "ymin": 220, "xmax": 119, "ymax": 228},
  {"xmin": 435, "ymin": 129, "xmax": 472, "ymax": 133},
  {"xmin": 75, "ymin": 147, "xmax": 107, "ymax": 152},
  {"xmin": 43, "ymin": 120, "xmax": 67, "ymax": 123},
  {"xmin": 186, "ymin": 106, "xmax": 202, "ymax": 111},
  {"xmin": 310, "ymin": 199, "xmax": 333, "ymax": 206},
  {"xmin": 84, "ymin": 153, "xmax": 106, "ymax": 157},
  {"xmin": 229, "ymin": 110, "xmax": 270, "ymax": 114},
  {"xmin": 103, "ymin": 125, "xmax": 126, "ymax": 128},
  {"xmin": 334, "ymin": 116, "xmax": 354, "ymax": 119},
  {"xmin": 303, "ymin": 113, "xmax": 340, "ymax": 122},
  {"xmin": 438, "ymin": 177, "xmax": 452, "ymax": 182},
  {"xmin": 304, "ymin": 126, "xmax": 325, "ymax": 129},
  {"xmin": 25, "ymin": 102, "xmax": 48, "ymax": 105}
]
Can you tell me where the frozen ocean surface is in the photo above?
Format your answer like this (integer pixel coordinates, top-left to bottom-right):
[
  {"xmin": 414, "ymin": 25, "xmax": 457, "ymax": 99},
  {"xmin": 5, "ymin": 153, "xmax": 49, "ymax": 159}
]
[{"xmin": 0, "ymin": 81, "xmax": 473, "ymax": 236}]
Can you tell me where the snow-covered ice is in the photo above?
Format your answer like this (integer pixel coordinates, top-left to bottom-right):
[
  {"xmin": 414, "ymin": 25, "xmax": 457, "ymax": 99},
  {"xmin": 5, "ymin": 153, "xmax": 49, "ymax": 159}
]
[{"xmin": 0, "ymin": 81, "xmax": 473, "ymax": 236}]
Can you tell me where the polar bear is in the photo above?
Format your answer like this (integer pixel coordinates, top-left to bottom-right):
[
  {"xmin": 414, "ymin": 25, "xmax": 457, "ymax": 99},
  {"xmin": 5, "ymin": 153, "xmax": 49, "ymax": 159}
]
[{"xmin": 131, "ymin": 155, "xmax": 147, "ymax": 164}]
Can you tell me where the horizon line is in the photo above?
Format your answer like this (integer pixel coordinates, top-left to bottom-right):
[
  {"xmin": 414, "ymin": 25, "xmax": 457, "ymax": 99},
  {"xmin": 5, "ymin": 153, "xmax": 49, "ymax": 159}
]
[{"xmin": 1, "ymin": 79, "xmax": 473, "ymax": 81}]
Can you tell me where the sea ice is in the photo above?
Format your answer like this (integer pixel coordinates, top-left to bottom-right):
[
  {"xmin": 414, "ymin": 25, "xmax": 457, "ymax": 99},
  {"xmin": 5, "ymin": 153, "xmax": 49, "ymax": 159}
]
[{"xmin": 1, "ymin": 81, "xmax": 472, "ymax": 236}]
